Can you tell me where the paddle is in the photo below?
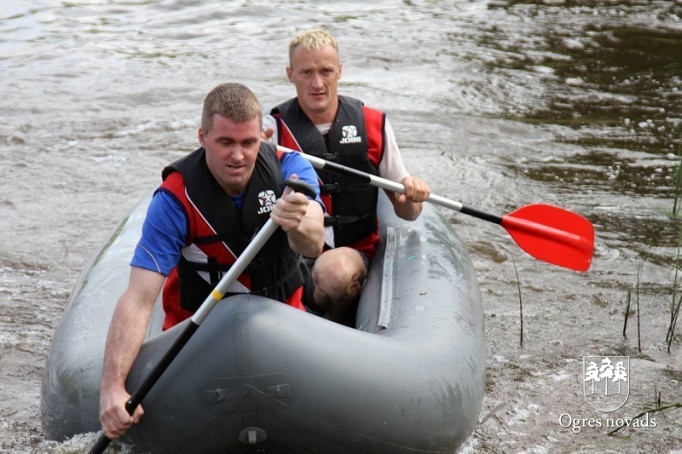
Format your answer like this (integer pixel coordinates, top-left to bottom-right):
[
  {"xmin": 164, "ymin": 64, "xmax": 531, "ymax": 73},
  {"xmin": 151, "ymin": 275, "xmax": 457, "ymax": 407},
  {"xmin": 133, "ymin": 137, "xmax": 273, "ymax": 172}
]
[
  {"xmin": 280, "ymin": 147, "xmax": 594, "ymax": 272},
  {"xmin": 88, "ymin": 178, "xmax": 316, "ymax": 454}
]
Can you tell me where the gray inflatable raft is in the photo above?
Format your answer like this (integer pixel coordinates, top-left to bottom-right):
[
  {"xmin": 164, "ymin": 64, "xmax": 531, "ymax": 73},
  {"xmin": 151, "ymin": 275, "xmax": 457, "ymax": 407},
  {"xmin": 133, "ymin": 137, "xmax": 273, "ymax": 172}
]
[{"xmin": 41, "ymin": 191, "xmax": 486, "ymax": 453}]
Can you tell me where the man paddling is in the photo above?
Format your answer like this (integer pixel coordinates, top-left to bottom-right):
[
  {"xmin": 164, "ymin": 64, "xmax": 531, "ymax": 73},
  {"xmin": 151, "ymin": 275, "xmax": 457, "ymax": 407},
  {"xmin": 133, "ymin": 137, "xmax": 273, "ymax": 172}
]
[
  {"xmin": 264, "ymin": 28, "xmax": 431, "ymax": 324},
  {"xmin": 98, "ymin": 82, "xmax": 325, "ymax": 439}
]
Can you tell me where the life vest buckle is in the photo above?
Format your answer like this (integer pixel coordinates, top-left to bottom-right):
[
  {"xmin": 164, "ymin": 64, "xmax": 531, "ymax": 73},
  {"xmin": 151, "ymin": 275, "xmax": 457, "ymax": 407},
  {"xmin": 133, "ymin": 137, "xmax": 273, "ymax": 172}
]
[{"xmin": 322, "ymin": 182, "xmax": 341, "ymax": 194}]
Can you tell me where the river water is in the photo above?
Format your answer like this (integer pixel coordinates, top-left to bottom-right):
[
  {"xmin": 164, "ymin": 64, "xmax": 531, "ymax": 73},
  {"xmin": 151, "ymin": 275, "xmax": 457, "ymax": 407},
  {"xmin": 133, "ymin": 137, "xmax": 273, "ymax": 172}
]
[{"xmin": 1, "ymin": 1, "xmax": 681, "ymax": 453}]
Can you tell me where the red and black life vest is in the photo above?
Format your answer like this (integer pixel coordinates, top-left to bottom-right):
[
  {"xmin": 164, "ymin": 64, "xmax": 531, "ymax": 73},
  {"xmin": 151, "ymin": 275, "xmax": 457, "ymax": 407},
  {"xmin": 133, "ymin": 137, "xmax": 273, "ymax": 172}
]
[
  {"xmin": 158, "ymin": 143, "xmax": 305, "ymax": 328},
  {"xmin": 271, "ymin": 95, "xmax": 385, "ymax": 253}
]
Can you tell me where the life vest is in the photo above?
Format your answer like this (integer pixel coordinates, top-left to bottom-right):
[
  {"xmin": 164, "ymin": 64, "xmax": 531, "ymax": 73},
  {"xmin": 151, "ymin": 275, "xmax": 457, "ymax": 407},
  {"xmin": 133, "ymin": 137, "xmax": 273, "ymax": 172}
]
[
  {"xmin": 158, "ymin": 143, "xmax": 305, "ymax": 329},
  {"xmin": 271, "ymin": 95, "xmax": 384, "ymax": 253}
]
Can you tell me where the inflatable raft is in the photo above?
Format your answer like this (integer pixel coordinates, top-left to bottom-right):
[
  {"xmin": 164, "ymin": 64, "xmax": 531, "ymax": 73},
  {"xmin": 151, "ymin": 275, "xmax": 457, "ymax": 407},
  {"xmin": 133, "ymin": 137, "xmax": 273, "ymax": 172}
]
[{"xmin": 41, "ymin": 191, "xmax": 486, "ymax": 453}]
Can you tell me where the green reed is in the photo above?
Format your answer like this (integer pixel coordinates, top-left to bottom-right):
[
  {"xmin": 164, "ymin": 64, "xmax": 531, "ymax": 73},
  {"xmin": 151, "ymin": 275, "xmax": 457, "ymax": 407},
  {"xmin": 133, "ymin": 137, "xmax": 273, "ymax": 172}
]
[
  {"xmin": 667, "ymin": 227, "xmax": 682, "ymax": 353},
  {"xmin": 664, "ymin": 138, "xmax": 682, "ymax": 352},
  {"xmin": 607, "ymin": 402, "xmax": 681, "ymax": 436},
  {"xmin": 635, "ymin": 263, "xmax": 644, "ymax": 353},
  {"xmin": 512, "ymin": 258, "xmax": 523, "ymax": 347},
  {"xmin": 673, "ymin": 142, "xmax": 682, "ymax": 217},
  {"xmin": 622, "ymin": 289, "xmax": 631, "ymax": 339},
  {"xmin": 622, "ymin": 263, "xmax": 642, "ymax": 352}
]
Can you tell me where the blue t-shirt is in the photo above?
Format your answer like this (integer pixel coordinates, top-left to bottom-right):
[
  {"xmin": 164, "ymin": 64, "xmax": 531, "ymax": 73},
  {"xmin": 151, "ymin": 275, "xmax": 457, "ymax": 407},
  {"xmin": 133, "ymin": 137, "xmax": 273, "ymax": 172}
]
[{"xmin": 131, "ymin": 151, "xmax": 322, "ymax": 276}]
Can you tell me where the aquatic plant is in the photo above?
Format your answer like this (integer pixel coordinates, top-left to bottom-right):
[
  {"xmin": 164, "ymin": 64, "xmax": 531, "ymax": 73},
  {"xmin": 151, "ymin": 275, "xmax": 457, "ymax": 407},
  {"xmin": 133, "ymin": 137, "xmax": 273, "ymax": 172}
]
[
  {"xmin": 622, "ymin": 263, "xmax": 642, "ymax": 352},
  {"xmin": 622, "ymin": 289, "xmax": 631, "ymax": 339},
  {"xmin": 672, "ymin": 142, "xmax": 682, "ymax": 217},
  {"xmin": 635, "ymin": 263, "xmax": 644, "ymax": 353},
  {"xmin": 512, "ymin": 258, "xmax": 524, "ymax": 347},
  {"xmin": 607, "ymin": 402, "xmax": 681, "ymax": 436},
  {"xmin": 666, "ymin": 226, "xmax": 682, "ymax": 353}
]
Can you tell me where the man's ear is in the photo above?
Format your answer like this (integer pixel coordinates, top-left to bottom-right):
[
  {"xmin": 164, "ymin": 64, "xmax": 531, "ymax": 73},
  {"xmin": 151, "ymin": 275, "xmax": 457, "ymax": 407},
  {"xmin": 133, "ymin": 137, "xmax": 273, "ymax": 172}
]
[
  {"xmin": 286, "ymin": 66, "xmax": 293, "ymax": 82},
  {"xmin": 198, "ymin": 128, "xmax": 205, "ymax": 147}
]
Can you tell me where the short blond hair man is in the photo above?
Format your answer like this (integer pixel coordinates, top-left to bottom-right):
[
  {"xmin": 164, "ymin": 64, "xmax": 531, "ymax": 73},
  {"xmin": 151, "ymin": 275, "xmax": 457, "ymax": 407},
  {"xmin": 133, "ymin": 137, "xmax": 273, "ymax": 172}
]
[{"xmin": 264, "ymin": 29, "xmax": 431, "ymax": 324}]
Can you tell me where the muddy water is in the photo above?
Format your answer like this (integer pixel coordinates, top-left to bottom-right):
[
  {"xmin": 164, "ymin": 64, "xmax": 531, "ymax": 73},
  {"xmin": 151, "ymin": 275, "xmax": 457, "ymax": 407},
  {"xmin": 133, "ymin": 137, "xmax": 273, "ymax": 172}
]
[{"xmin": 1, "ymin": 1, "xmax": 681, "ymax": 452}]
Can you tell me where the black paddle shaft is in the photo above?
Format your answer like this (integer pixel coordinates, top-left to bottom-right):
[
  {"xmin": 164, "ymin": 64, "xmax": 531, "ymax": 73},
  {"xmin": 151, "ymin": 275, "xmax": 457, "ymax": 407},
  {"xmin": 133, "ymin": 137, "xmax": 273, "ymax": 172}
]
[{"xmin": 459, "ymin": 205, "xmax": 503, "ymax": 225}]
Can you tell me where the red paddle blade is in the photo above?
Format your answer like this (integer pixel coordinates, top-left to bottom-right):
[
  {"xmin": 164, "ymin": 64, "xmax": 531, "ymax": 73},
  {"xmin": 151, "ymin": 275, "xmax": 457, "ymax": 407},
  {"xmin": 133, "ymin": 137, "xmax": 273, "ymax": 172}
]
[{"xmin": 501, "ymin": 204, "xmax": 594, "ymax": 272}]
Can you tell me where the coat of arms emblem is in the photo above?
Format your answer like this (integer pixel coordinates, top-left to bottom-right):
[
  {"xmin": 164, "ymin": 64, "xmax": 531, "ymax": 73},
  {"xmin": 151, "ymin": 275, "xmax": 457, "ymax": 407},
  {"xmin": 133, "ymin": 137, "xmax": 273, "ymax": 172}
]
[{"xmin": 583, "ymin": 356, "xmax": 629, "ymax": 412}]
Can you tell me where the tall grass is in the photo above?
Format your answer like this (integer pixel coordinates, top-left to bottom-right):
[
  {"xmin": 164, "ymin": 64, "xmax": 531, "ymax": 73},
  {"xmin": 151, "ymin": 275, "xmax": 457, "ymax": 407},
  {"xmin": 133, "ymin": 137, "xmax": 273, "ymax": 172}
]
[
  {"xmin": 666, "ymin": 141, "xmax": 682, "ymax": 352},
  {"xmin": 607, "ymin": 402, "xmax": 682, "ymax": 436},
  {"xmin": 636, "ymin": 263, "xmax": 642, "ymax": 353},
  {"xmin": 622, "ymin": 264, "xmax": 643, "ymax": 352},
  {"xmin": 667, "ymin": 227, "xmax": 682, "ymax": 353},
  {"xmin": 627, "ymin": 146, "xmax": 682, "ymax": 352},
  {"xmin": 622, "ymin": 289, "xmax": 631, "ymax": 339},
  {"xmin": 512, "ymin": 259, "xmax": 523, "ymax": 347},
  {"xmin": 672, "ymin": 140, "xmax": 682, "ymax": 217}
]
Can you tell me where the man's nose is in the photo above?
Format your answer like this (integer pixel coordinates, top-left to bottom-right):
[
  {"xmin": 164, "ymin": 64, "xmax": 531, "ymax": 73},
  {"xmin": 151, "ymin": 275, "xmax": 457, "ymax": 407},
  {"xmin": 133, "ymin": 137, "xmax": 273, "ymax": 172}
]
[
  {"xmin": 230, "ymin": 145, "xmax": 245, "ymax": 159},
  {"xmin": 310, "ymin": 72, "xmax": 323, "ymax": 88}
]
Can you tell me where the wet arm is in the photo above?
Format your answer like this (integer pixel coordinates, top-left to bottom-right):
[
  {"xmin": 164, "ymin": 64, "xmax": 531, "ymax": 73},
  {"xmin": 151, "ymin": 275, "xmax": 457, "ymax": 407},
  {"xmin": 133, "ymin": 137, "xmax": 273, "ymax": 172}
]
[{"xmin": 99, "ymin": 267, "xmax": 165, "ymax": 438}]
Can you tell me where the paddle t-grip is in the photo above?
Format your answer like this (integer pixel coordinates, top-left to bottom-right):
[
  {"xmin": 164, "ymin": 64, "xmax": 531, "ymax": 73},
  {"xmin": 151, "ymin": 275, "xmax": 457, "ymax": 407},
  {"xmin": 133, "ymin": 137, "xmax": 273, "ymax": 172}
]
[{"xmin": 283, "ymin": 178, "xmax": 315, "ymax": 198}]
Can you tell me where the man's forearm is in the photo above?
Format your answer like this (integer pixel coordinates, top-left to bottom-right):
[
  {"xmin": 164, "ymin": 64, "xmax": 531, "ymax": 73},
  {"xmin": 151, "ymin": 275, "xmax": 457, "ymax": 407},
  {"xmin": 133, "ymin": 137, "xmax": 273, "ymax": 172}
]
[
  {"xmin": 101, "ymin": 296, "xmax": 151, "ymax": 392},
  {"xmin": 394, "ymin": 199, "xmax": 423, "ymax": 221}
]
